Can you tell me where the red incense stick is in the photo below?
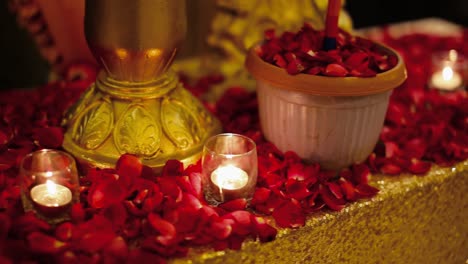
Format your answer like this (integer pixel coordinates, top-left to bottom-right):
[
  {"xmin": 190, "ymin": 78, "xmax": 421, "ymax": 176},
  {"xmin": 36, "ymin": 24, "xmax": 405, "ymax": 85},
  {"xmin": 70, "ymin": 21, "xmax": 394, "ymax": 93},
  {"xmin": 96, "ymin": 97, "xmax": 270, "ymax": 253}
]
[{"xmin": 323, "ymin": 0, "xmax": 342, "ymax": 51}]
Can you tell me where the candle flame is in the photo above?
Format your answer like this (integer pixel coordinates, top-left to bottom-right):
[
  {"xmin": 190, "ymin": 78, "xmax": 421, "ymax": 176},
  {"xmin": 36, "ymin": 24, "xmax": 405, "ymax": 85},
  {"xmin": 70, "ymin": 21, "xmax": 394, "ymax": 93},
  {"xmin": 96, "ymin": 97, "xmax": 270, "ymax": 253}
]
[
  {"xmin": 442, "ymin": 66, "xmax": 454, "ymax": 81},
  {"xmin": 46, "ymin": 180, "xmax": 57, "ymax": 195}
]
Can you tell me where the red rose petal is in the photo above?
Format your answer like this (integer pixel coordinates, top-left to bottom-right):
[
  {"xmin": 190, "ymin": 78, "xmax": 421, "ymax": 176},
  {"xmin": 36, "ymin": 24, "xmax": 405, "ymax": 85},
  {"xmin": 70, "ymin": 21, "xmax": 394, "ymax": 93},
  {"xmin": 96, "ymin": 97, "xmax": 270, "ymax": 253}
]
[
  {"xmin": 252, "ymin": 216, "xmax": 277, "ymax": 243},
  {"xmin": 408, "ymin": 159, "xmax": 432, "ymax": 175},
  {"xmin": 27, "ymin": 232, "xmax": 68, "ymax": 254},
  {"xmin": 103, "ymin": 236, "xmax": 129, "ymax": 262},
  {"xmin": 161, "ymin": 159, "xmax": 184, "ymax": 177},
  {"xmin": 219, "ymin": 198, "xmax": 247, "ymax": 211},
  {"xmin": 148, "ymin": 213, "xmax": 177, "ymax": 246},
  {"xmin": 285, "ymin": 178, "xmax": 311, "ymax": 200},
  {"xmin": 272, "ymin": 199, "xmax": 305, "ymax": 228},
  {"xmin": 355, "ymin": 184, "xmax": 379, "ymax": 199},
  {"xmin": 32, "ymin": 126, "xmax": 64, "ymax": 148},
  {"xmin": 380, "ymin": 163, "xmax": 402, "ymax": 175},
  {"xmin": 223, "ymin": 210, "xmax": 252, "ymax": 236},
  {"xmin": 319, "ymin": 184, "xmax": 346, "ymax": 211},
  {"xmin": 209, "ymin": 218, "xmax": 234, "ymax": 240},
  {"xmin": 116, "ymin": 154, "xmax": 142, "ymax": 185},
  {"xmin": 324, "ymin": 63, "xmax": 348, "ymax": 77},
  {"xmin": 55, "ymin": 222, "xmax": 74, "ymax": 242}
]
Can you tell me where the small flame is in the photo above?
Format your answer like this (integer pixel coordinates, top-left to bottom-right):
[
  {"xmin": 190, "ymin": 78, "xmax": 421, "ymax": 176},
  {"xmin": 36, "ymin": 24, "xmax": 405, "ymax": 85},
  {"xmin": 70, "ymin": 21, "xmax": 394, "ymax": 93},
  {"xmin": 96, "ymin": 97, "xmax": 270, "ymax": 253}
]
[
  {"xmin": 442, "ymin": 66, "xmax": 454, "ymax": 81},
  {"xmin": 46, "ymin": 180, "xmax": 57, "ymax": 195}
]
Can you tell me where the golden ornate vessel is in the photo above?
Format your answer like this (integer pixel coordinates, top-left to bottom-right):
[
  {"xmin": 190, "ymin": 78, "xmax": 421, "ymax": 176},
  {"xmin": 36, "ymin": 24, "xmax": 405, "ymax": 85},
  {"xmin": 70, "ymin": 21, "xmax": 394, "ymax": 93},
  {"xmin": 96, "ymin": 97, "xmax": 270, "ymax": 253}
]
[{"xmin": 62, "ymin": 0, "xmax": 221, "ymax": 170}]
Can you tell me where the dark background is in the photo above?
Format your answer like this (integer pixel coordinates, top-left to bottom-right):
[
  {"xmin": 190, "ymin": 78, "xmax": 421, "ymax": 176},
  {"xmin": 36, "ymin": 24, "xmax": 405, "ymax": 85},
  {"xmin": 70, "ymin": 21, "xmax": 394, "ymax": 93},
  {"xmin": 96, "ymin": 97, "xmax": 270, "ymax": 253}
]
[{"xmin": 1, "ymin": 0, "xmax": 468, "ymax": 90}]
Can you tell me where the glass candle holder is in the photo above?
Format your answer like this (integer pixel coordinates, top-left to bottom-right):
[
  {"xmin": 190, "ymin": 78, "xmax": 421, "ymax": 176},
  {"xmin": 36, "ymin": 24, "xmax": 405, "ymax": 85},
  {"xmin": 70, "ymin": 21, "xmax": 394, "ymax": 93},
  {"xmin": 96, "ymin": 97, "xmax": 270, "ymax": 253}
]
[
  {"xmin": 202, "ymin": 133, "xmax": 258, "ymax": 205},
  {"xmin": 429, "ymin": 49, "xmax": 467, "ymax": 91},
  {"xmin": 20, "ymin": 149, "xmax": 80, "ymax": 224}
]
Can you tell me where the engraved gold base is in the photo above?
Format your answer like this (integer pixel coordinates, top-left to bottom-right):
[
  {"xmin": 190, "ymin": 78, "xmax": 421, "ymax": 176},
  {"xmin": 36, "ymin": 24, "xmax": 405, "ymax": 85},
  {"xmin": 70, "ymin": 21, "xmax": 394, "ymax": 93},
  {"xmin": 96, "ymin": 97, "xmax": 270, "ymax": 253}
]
[{"xmin": 62, "ymin": 71, "xmax": 222, "ymax": 171}]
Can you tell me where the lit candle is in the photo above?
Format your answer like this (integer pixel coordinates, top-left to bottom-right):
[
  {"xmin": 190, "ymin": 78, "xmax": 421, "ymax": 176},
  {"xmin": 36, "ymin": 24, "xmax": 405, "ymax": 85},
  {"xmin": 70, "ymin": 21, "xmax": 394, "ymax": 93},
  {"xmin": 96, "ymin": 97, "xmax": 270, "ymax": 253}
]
[
  {"xmin": 210, "ymin": 165, "xmax": 249, "ymax": 202},
  {"xmin": 30, "ymin": 180, "xmax": 72, "ymax": 216},
  {"xmin": 430, "ymin": 66, "xmax": 463, "ymax": 91}
]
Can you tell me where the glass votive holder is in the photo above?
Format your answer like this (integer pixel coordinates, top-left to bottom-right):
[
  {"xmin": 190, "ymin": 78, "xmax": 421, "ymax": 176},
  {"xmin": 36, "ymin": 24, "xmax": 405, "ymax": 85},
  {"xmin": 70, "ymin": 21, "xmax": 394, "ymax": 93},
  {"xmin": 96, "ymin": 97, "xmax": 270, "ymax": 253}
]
[
  {"xmin": 20, "ymin": 149, "xmax": 80, "ymax": 224},
  {"xmin": 202, "ymin": 133, "xmax": 258, "ymax": 205},
  {"xmin": 428, "ymin": 49, "xmax": 467, "ymax": 91}
]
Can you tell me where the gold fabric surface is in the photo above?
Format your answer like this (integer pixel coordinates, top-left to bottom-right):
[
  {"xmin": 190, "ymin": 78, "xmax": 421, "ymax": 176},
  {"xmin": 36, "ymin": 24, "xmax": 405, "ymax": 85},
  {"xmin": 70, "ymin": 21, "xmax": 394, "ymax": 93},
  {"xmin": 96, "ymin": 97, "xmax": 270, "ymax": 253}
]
[{"xmin": 172, "ymin": 161, "xmax": 468, "ymax": 264}]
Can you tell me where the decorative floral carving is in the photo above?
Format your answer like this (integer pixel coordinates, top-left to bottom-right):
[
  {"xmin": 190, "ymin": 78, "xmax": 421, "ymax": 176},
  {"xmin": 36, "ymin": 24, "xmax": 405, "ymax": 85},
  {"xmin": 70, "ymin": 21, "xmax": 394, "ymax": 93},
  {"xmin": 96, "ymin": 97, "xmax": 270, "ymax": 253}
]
[
  {"xmin": 114, "ymin": 105, "xmax": 161, "ymax": 157},
  {"xmin": 161, "ymin": 96, "xmax": 202, "ymax": 149},
  {"xmin": 62, "ymin": 85, "xmax": 96, "ymax": 126},
  {"xmin": 72, "ymin": 100, "xmax": 113, "ymax": 150}
]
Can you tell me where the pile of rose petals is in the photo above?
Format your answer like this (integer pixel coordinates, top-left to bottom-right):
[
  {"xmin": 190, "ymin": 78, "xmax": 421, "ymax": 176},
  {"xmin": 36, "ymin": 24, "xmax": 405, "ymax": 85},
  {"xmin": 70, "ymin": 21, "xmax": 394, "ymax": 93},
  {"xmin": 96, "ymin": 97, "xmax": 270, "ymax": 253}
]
[
  {"xmin": 0, "ymin": 30, "xmax": 467, "ymax": 262},
  {"xmin": 257, "ymin": 23, "xmax": 398, "ymax": 76},
  {"xmin": 368, "ymin": 31, "xmax": 468, "ymax": 175}
]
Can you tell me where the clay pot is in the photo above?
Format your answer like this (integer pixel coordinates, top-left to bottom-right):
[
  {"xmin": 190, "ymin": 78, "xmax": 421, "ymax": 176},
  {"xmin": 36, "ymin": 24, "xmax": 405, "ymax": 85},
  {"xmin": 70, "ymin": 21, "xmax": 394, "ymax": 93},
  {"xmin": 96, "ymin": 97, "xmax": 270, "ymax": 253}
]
[{"xmin": 245, "ymin": 43, "xmax": 407, "ymax": 170}]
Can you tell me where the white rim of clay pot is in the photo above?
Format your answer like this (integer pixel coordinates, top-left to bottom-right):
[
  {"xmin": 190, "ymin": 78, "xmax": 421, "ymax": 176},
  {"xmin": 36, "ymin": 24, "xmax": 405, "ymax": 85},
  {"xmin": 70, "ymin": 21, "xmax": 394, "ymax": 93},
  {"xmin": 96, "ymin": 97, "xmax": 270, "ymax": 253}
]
[{"xmin": 245, "ymin": 42, "xmax": 407, "ymax": 97}]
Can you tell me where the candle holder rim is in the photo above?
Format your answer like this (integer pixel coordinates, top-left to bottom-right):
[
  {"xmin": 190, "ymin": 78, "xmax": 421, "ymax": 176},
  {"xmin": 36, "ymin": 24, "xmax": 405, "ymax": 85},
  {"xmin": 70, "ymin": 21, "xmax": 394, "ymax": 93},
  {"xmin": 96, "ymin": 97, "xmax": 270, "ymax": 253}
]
[
  {"xmin": 20, "ymin": 149, "xmax": 77, "ymax": 174},
  {"xmin": 203, "ymin": 133, "xmax": 257, "ymax": 157}
]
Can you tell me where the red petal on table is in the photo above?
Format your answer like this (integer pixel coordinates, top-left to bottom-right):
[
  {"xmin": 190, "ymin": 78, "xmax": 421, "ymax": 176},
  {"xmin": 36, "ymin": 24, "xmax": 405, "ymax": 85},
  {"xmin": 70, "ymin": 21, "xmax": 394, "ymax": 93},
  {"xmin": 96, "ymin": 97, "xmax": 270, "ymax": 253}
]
[
  {"xmin": 219, "ymin": 198, "xmax": 247, "ymax": 211},
  {"xmin": 380, "ymin": 163, "xmax": 402, "ymax": 175},
  {"xmin": 385, "ymin": 101, "xmax": 408, "ymax": 125},
  {"xmin": 324, "ymin": 63, "xmax": 348, "ymax": 77},
  {"xmin": 252, "ymin": 187, "xmax": 271, "ymax": 205},
  {"xmin": 133, "ymin": 189, "xmax": 149, "ymax": 205},
  {"xmin": 116, "ymin": 154, "xmax": 142, "ymax": 185},
  {"xmin": 143, "ymin": 193, "xmax": 164, "ymax": 214},
  {"xmin": 184, "ymin": 159, "xmax": 201, "ymax": 176},
  {"xmin": 223, "ymin": 210, "xmax": 252, "ymax": 236},
  {"xmin": 408, "ymin": 159, "xmax": 432, "ymax": 175},
  {"xmin": 252, "ymin": 216, "xmax": 277, "ymax": 243},
  {"xmin": 161, "ymin": 159, "xmax": 184, "ymax": 177},
  {"xmin": 14, "ymin": 212, "xmax": 51, "ymax": 237},
  {"xmin": 212, "ymin": 240, "xmax": 229, "ymax": 251},
  {"xmin": 385, "ymin": 141, "xmax": 401, "ymax": 158},
  {"xmin": 103, "ymin": 236, "xmax": 129, "ymax": 262},
  {"xmin": 285, "ymin": 178, "xmax": 311, "ymax": 200},
  {"xmin": 264, "ymin": 172, "xmax": 284, "ymax": 189},
  {"xmin": 71, "ymin": 203, "xmax": 86, "ymax": 223},
  {"xmin": 180, "ymin": 193, "xmax": 203, "ymax": 210},
  {"xmin": 287, "ymin": 163, "xmax": 306, "ymax": 181},
  {"xmin": 403, "ymin": 138, "xmax": 427, "ymax": 159},
  {"xmin": 355, "ymin": 184, "xmax": 379, "ymax": 199},
  {"xmin": 124, "ymin": 200, "xmax": 146, "ymax": 217},
  {"xmin": 123, "ymin": 218, "xmax": 141, "ymax": 239},
  {"xmin": 75, "ymin": 232, "xmax": 116, "ymax": 253},
  {"xmin": 326, "ymin": 181, "xmax": 343, "ymax": 199},
  {"xmin": 55, "ymin": 222, "xmax": 74, "ymax": 242},
  {"xmin": 199, "ymin": 205, "xmax": 219, "ymax": 222},
  {"xmin": 148, "ymin": 213, "xmax": 176, "ymax": 246},
  {"xmin": 88, "ymin": 179, "xmax": 127, "ymax": 208},
  {"xmin": 176, "ymin": 176, "xmax": 197, "ymax": 197},
  {"xmin": 351, "ymin": 163, "xmax": 371, "ymax": 185},
  {"xmin": 189, "ymin": 172, "xmax": 203, "ymax": 198},
  {"xmin": 127, "ymin": 248, "xmax": 166, "ymax": 264},
  {"xmin": 272, "ymin": 199, "xmax": 305, "ymax": 228},
  {"xmin": 209, "ymin": 218, "xmax": 234, "ymax": 240},
  {"xmin": 227, "ymin": 235, "xmax": 246, "ymax": 250},
  {"xmin": 32, "ymin": 126, "xmax": 64, "ymax": 148},
  {"xmin": 320, "ymin": 184, "xmax": 346, "ymax": 211},
  {"xmin": 172, "ymin": 206, "xmax": 199, "ymax": 234},
  {"xmin": 157, "ymin": 177, "xmax": 182, "ymax": 202},
  {"xmin": 338, "ymin": 178, "xmax": 357, "ymax": 201},
  {"xmin": 27, "ymin": 232, "xmax": 68, "ymax": 254},
  {"xmin": 103, "ymin": 203, "xmax": 128, "ymax": 230}
]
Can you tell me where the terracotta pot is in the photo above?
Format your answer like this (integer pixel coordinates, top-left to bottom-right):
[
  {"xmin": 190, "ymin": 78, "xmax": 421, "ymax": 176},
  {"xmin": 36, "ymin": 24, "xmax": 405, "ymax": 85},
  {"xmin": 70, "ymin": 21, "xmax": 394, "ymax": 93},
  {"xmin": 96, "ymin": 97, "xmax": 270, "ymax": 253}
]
[{"xmin": 245, "ymin": 43, "xmax": 407, "ymax": 171}]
